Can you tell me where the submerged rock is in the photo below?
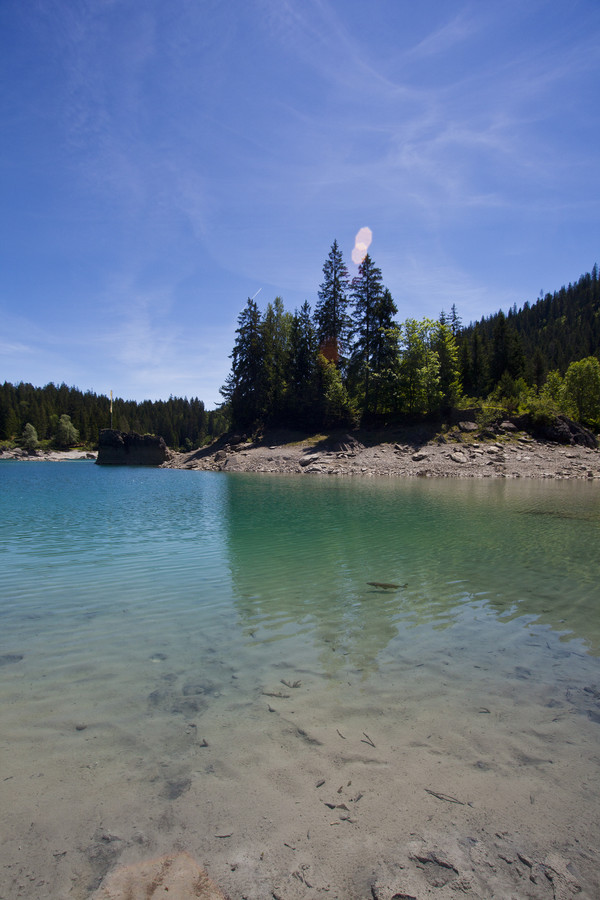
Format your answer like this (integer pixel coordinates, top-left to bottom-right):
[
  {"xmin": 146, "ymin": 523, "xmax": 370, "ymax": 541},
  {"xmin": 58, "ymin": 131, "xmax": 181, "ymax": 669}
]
[{"xmin": 0, "ymin": 653, "xmax": 23, "ymax": 666}]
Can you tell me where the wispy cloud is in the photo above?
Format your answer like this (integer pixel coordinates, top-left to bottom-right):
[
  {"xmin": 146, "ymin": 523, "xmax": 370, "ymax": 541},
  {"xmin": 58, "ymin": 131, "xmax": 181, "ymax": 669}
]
[
  {"xmin": 408, "ymin": 10, "xmax": 478, "ymax": 59},
  {"xmin": 2, "ymin": 0, "xmax": 598, "ymax": 402}
]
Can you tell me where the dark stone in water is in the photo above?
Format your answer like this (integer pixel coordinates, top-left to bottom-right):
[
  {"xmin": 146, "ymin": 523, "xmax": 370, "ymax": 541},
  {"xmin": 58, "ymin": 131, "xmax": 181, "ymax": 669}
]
[
  {"xmin": 148, "ymin": 689, "xmax": 165, "ymax": 706},
  {"xmin": 164, "ymin": 778, "xmax": 191, "ymax": 800},
  {"xmin": 0, "ymin": 653, "xmax": 23, "ymax": 666},
  {"xmin": 515, "ymin": 666, "xmax": 532, "ymax": 679}
]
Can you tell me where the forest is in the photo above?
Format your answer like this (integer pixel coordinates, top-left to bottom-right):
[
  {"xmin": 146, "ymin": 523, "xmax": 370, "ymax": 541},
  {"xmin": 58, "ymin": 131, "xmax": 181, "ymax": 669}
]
[
  {"xmin": 1, "ymin": 244, "xmax": 599, "ymax": 450},
  {"xmin": 222, "ymin": 244, "xmax": 600, "ymax": 434},
  {"xmin": 0, "ymin": 382, "xmax": 228, "ymax": 451}
]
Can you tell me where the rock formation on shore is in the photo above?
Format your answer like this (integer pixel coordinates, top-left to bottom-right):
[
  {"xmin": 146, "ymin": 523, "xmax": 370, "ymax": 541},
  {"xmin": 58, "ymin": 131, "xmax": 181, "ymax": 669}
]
[{"xmin": 96, "ymin": 429, "xmax": 170, "ymax": 466}]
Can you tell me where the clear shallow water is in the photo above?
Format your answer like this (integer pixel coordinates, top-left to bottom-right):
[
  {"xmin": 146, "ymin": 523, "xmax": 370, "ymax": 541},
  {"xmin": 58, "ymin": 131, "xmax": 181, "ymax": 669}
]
[
  {"xmin": 1, "ymin": 462, "xmax": 600, "ymax": 896},
  {"xmin": 1, "ymin": 462, "xmax": 600, "ymax": 673}
]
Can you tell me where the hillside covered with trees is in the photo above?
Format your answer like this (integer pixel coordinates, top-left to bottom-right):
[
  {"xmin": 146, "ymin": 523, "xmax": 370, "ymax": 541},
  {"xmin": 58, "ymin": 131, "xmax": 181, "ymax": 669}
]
[{"xmin": 2, "ymin": 249, "xmax": 599, "ymax": 451}]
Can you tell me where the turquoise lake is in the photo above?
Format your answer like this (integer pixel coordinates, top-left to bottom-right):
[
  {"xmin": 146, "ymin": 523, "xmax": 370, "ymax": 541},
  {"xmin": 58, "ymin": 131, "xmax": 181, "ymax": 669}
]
[{"xmin": 1, "ymin": 462, "xmax": 600, "ymax": 898}]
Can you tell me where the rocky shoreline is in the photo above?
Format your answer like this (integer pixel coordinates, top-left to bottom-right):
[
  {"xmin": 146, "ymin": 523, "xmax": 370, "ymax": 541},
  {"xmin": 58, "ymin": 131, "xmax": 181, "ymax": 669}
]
[
  {"xmin": 3, "ymin": 417, "xmax": 599, "ymax": 480},
  {"xmin": 166, "ymin": 418, "xmax": 600, "ymax": 480},
  {"xmin": 0, "ymin": 448, "xmax": 97, "ymax": 462}
]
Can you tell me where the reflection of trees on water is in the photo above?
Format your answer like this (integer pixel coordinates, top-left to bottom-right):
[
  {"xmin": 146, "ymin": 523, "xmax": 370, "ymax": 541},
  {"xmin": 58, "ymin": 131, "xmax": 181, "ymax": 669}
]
[
  {"xmin": 221, "ymin": 475, "xmax": 405, "ymax": 676},
  {"xmin": 220, "ymin": 475, "xmax": 600, "ymax": 671},
  {"xmin": 219, "ymin": 477, "xmax": 460, "ymax": 674}
]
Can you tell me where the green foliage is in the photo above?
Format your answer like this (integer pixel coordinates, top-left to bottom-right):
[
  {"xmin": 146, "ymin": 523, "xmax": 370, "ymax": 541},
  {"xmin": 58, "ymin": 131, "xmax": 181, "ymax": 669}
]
[
  {"xmin": 316, "ymin": 355, "xmax": 356, "ymax": 428},
  {"xmin": 21, "ymin": 422, "xmax": 39, "ymax": 451},
  {"xmin": 475, "ymin": 405, "xmax": 505, "ymax": 429},
  {"xmin": 261, "ymin": 297, "xmax": 293, "ymax": 423},
  {"xmin": 287, "ymin": 302, "xmax": 319, "ymax": 427},
  {"xmin": 542, "ymin": 370, "xmax": 564, "ymax": 405},
  {"xmin": 432, "ymin": 321, "xmax": 461, "ymax": 410},
  {"xmin": 397, "ymin": 318, "xmax": 437, "ymax": 415},
  {"xmin": 54, "ymin": 414, "xmax": 79, "ymax": 449},
  {"xmin": 220, "ymin": 298, "xmax": 265, "ymax": 429},
  {"xmin": 562, "ymin": 356, "xmax": 600, "ymax": 427},
  {"xmin": 8, "ymin": 255, "xmax": 600, "ymax": 444},
  {"xmin": 314, "ymin": 239, "xmax": 351, "ymax": 362},
  {"xmin": 458, "ymin": 266, "xmax": 600, "ymax": 394},
  {"xmin": 0, "ymin": 382, "xmax": 215, "ymax": 450},
  {"xmin": 348, "ymin": 254, "xmax": 386, "ymax": 415},
  {"xmin": 525, "ymin": 393, "xmax": 560, "ymax": 428},
  {"xmin": 490, "ymin": 373, "xmax": 530, "ymax": 414}
]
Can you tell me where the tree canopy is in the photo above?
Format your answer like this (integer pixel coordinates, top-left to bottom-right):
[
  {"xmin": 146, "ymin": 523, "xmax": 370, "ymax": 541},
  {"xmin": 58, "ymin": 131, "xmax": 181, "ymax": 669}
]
[{"xmin": 221, "ymin": 243, "xmax": 600, "ymax": 434}]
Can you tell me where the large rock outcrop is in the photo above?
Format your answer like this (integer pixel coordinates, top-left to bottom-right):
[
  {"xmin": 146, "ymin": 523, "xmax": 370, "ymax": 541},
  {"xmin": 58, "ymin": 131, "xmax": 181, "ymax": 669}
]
[
  {"xmin": 510, "ymin": 413, "xmax": 597, "ymax": 448},
  {"xmin": 96, "ymin": 429, "xmax": 170, "ymax": 466}
]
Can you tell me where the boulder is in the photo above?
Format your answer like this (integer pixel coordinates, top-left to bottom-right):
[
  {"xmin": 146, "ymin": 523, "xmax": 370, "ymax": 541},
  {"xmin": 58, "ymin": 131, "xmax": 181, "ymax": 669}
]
[
  {"xmin": 96, "ymin": 430, "xmax": 170, "ymax": 466},
  {"xmin": 529, "ymin": 415, "xmax": 597, "ymax": 448},
  {"xmin": 326, "ymin": 433, "xmax": 364, "ymax": 453}
]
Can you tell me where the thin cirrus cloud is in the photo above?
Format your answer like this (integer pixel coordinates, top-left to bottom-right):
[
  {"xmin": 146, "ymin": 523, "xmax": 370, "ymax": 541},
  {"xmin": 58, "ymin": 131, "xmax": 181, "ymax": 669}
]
[{"xmin": 1, "ymin": 0, "xmax": 599, "ymax": 404}]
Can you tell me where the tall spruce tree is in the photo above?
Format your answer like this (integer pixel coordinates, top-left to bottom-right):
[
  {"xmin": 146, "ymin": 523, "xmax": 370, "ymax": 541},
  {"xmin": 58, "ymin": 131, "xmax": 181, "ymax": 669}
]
[
  {"xmin": 314, "ymin": 240, "xmax": 350, "ymax": 364},
  {"xmin": 349, "ymin": 254, "xmax": 386, "ymax": 416},
  {"xmin": 432, "ymin": 321, "xmax": 461, "ymax": 410},
  {"xmin": 370, "ymin": 288, "xmax": 400, "ymax": 415},
  {"xmin": 261, "ymin": 297, "xmax": 292, "ymax": 425},
  {"xmin": 287, "ymin": 301, "xmax": 318, "ymax": 426},
  {"xmin": 221, "ymin": 298, "xmax": 265, "ymax": 430}
]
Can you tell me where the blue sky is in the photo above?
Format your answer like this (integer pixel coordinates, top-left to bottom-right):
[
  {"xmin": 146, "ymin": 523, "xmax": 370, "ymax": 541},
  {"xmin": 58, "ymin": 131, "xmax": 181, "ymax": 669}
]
[{"xmin": 1, "ymin": 0, "xmax": 599, "ymax": 407}]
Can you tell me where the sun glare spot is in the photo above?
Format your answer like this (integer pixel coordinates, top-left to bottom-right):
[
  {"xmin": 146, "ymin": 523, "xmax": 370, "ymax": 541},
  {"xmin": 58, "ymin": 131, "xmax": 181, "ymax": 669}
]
[{"xmin": 352, "ymin": 226, "xmax": 372, "ymax": 265}]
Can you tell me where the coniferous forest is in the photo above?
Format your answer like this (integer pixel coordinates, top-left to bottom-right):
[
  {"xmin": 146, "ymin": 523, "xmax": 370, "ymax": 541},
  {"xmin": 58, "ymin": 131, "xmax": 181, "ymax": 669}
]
[
  {"xmin": 222, "ymin": 245, "xmax": 600, "ymax": 435},
  {"xmin": 2, "ymin": 245, "xmax": 599, "ymax": 450},
  {"xmin": 0, "ymin": 383, "xmax": 228, "ymax": 451}
]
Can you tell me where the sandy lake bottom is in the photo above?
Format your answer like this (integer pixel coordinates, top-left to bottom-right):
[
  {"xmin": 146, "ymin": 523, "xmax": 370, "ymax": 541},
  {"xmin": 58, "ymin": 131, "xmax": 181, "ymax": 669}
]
[{"xmin": 1, "ymin": 464, "xmax": 599, "ymax": 898}]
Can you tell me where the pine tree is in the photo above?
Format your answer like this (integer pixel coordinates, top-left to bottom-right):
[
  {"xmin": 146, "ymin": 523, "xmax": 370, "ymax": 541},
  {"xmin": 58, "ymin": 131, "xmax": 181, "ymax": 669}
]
[
  {"xmin": 349, "ymin": 254, "xmax": 385, "ymax": 416},
  {"xmin": 261, "ymin": 297, "xmax": 292, "ymax": 425},
  {"xmin": 221, "ymin": 298, "xmax": 265, "ymax": 430},
  {"xmin": 314, "ymin": 240, "xmax": 350, "ymax": 364},
  {"xmin": 432, "ymin": 321, "xmax": 461, "ymax": 410},
  {"xmin": 370, "ymin": 288, "xmax": 400, "ymax": 416},
  {"xmin": 287, "ymin": 302, "xmax": 318, "ymax": 427},
  {"xmin": 449, "ymin": 304, "xmax": 462, "ymax": 336}
]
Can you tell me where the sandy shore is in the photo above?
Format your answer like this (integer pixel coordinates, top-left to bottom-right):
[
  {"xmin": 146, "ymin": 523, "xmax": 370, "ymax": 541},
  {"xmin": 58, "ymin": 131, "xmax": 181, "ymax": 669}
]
[
  {"xmin": 3, "ymin": 624, "xmax": 600, "ymax": 900},
  {"xmin": 167, "ymin": 421, "xmax": 600, "ymax": 481}
]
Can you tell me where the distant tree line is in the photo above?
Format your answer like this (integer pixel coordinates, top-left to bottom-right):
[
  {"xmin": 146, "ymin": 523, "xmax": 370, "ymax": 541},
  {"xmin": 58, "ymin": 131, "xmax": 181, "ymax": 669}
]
[
  {"xmin": 0, "ymin": 381, "xmax": 228, "ymax": 450},
  {"xmin": 458, "ymin": 266, "xmax": 600, "ymax": 393},
  {"xmin": 222, "ymin": 244, "xmax": 600, "ymax": 433}
]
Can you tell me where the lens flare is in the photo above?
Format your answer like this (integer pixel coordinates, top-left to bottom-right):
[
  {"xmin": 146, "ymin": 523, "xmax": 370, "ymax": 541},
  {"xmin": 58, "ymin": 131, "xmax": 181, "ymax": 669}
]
[{"xmin": 352, "ymin": 226, "xmax": 372, "ymax": 265}]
